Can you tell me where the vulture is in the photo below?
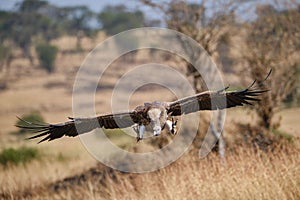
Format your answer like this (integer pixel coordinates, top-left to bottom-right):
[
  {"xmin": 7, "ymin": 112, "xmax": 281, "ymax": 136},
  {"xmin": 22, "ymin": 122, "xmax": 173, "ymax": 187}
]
[{"xmin": 17, "ymin": 70, "xmax": 271, "ymax": 143}]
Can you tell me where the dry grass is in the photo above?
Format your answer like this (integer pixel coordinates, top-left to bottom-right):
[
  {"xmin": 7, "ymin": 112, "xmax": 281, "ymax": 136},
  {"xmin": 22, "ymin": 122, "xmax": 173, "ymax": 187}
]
[
  {"xmin": 2, "ymin": 141, "xmax": 298, "ymax": 200},
  {"xmin": 127, "ymin": 146, "xmax": 300, "ymax": 200},
  {"xmin": 0, "ymin": 139, "xmax": 97, "ymax": 197}
]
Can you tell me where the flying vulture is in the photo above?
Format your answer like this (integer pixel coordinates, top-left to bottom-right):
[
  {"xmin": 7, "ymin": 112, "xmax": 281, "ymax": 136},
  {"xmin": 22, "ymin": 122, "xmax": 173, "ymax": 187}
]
[{"xmin": 17, "ymin": 70, "xmax": 271, "ymax": 143}]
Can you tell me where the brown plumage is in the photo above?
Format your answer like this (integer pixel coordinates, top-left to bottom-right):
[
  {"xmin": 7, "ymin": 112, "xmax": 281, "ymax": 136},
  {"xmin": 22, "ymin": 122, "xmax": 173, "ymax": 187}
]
[{"xmin": 17, "ymin": 70, "xmax": 271, "ymax": 143}]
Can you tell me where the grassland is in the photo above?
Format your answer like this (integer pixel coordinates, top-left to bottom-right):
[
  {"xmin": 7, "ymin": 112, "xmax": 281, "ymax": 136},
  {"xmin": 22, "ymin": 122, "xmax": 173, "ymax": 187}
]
[
  {"xmin": 1, "ymin": 140, "xmax": 299, "ymax": 200},
  {"xmin": 0, "ymin": 34, "xmax": 299, "ymax": 199}
]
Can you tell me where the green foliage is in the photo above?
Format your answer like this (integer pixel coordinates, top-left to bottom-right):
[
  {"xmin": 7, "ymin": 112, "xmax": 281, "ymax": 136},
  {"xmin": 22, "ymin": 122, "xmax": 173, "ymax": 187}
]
[
  {"xmin": 0, "ymin": 1, "xmax": 60, "ymax": 63},
  {"xmin": 35, "ymin": 43, "xmax": 58, "ymax": 73},
  {"xmin": 271, "ymin": 128, "xmax": 293, "ymax": 142},
  {"xmin": 61, "ymin": 6, "xmax": 95, "ymax": 33},
  {"xmin": 60, "ymin": 5, "xmax": 97, "ymax": 50},
  {"xmin": 16, "ymin": 111, "xmax": 44, "ymax": 134},
  {"xmin": 17, "ymin": 0, "xmax": 48, "ymax": 12},
  {"xmin": 0, "ymin": 146, "xmax": 40, "ymax": 166},
  {"xmin": 0, "ymin": 1, "xmax": 96, "ymax": 60},
  {"xmin": 98, "ymin": 5, "xmax": 144, "ymax": 35},
  {"xmin": 56, "ymin": 152, "xmax": 68, "ymax": 162},
  {"xmin": 0, "ymin": 43, "xmax": 11, "ymax": 62}
]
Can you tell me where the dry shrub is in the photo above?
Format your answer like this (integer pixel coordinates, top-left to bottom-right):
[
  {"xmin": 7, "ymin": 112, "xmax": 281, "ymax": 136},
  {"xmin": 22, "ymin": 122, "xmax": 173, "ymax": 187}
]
[{"xmin": 231, "ymin": 122, "xmax": 297, "ymax": 153}]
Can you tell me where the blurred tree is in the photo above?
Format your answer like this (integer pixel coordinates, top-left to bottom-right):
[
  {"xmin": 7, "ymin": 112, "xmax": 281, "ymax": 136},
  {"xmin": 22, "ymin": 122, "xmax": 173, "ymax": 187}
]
[
  {"xmin": 98, "ymin": 5, "xmax": 145, "ymax": 35},
  {"xmin": 243, "ymin": 3, "xmax": 300, "ymax": 129},
  {"xmin": 97, "ymin": 5, "xmax": 145, "ymax": 62},
  {"xmin": 16, "ymin": 0, "xmax": 48, "ymax": 12},
  {"xmin": 0, "ymin": 0, "xmax": 61, "ymax": 64},
  {"xmin": 0, "ymin": 11, "xmax": 35, "ymax": 64},
  {"xmin": 60, "ymin": 6, "xmax": 96, "ymax": 50},
  {"xmin": 35, "ymin": 42, "xmax": 58, "ymax": 73},
  {"xmin": 18, "ymin": 0, "xmax": 49, "ymax": 62},
  {"xmin": 35, "ymin": 9, "xmax": 63, "ymax": 42},
  {"xmin": 0, "ymin": 11, "xmax": 13, "ymax": 62},
  {"xmin": 0, "ymin": 43, "xmax": 12, "ymax": 90}
]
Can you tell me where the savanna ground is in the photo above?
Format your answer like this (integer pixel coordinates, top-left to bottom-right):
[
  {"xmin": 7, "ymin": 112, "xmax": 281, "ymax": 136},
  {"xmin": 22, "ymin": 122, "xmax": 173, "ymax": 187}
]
[{"xmin": 0, "ymin": 34, "xmax": 299, "ymax": 199}]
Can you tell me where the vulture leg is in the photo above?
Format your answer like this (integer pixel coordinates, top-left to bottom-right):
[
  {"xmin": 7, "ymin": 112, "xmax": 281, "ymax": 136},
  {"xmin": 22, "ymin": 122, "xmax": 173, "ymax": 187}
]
[
  {"xmin": 166, "ymin": 118, "xmax": 177, "ymax": 135},
  {"xmin": 133, "ymin": 125, "xmax": 145, "ymax": 142}
]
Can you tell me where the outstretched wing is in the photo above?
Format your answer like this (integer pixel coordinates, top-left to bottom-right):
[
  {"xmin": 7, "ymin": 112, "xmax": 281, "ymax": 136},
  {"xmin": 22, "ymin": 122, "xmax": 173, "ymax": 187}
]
[
  {"xmin": 167, "ymin": 70, "xmax": 271, "ymax": 116},
  {"xmin": 17, "ymin": 111, "xmax": 139, "ymax": 143}
]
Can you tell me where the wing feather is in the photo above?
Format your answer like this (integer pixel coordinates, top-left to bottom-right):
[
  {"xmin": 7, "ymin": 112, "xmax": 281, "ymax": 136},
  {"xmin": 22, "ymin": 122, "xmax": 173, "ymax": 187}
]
[
  {"xmin": 18, "ymin": 111, "xmax": 139, "ymax": 143},
  {"xmin": 167, "ymin": 71, "xmax": 271, "ymax": 116}
]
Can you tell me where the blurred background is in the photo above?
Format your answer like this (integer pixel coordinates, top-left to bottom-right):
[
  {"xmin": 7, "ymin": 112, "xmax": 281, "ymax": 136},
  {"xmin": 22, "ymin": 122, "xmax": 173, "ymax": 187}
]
[{"xmin": 0, "ymin": 0, "xmax": 299, "ymax": 199}]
